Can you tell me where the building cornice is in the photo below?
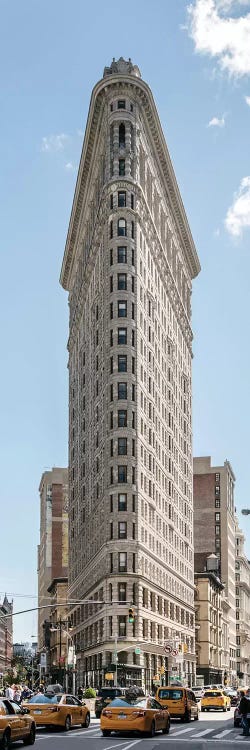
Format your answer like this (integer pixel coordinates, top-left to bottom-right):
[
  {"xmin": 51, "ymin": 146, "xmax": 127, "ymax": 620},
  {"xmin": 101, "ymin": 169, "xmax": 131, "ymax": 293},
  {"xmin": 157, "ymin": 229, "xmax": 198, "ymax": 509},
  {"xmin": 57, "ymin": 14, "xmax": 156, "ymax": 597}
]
[{"xmin": 60, "ymin": 74, "xmax": 200, "ymax": 291}]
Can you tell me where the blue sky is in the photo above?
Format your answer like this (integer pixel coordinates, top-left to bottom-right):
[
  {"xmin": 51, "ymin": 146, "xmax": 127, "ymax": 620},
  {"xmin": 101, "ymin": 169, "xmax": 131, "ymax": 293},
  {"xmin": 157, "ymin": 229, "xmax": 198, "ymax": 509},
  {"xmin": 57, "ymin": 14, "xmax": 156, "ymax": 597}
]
[{"xmin": 1, "ymin": 0, "xmax": 250, "ymax": 642}]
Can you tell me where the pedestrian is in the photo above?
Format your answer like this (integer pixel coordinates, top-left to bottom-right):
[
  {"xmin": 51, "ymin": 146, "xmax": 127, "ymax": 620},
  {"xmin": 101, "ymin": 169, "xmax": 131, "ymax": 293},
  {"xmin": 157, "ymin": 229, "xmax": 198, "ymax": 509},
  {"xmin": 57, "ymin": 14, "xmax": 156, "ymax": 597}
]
[
  {"xmin": 239, "ymin": 691, "xmax": 250, "ymax": 736},
  {"xmin": 77, "ymin": 685, "xmax": 83, "ymax": 700},
  {"xmin": 5, "ymin": 684, "xmax": 14, "ymax": 700},
  {"xmin": 13, "ymin": 685, "xmax": 21, "ymax": 703}
]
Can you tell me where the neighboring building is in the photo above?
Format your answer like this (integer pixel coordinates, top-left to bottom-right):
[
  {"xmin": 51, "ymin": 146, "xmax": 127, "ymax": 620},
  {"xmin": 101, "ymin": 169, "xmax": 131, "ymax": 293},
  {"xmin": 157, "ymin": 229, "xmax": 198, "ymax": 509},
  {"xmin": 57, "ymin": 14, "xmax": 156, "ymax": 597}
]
[
  {"xmin": 47, "ymin": 577, "xmax": 68, "ymax": 685},
  {"xmin": 0, "ymin": 595, "xmax": 13, "ymax": 672},
  {"xmin": 60, "ymin": 57, "xmax": 200, "ymax": 690},
  {"xmin": 235, "ymin": 519, "xmax": 250, "ymax": 686},
  {"xmin": 195, "ymin": 555, "xmax": 224, "ymax": 685},
  {"xmin": 193, "ymin": 456, "xmax": 236, "ymax": 684},
  {"xmin": 37, "ymin": 468, "xmax": 68, "ymax": 650}
]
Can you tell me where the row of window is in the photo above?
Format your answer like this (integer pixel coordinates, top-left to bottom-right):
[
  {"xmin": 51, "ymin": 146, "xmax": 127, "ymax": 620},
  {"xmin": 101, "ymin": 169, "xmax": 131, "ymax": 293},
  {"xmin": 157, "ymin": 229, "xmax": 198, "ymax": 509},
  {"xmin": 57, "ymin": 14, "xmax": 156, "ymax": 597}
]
[
  {"xmin": 110, "ymin": 466, "xmax": 136, "ymax": 484},
  {"xmin": 110, "ymin": 100, "xmax": 133, "ymax": 111},
  {"xmin": 110, "ymin": 410, "xmax": 135, "ymax": 429},
  {"xmin": 110, "ymin": 551, "xmax": 136, "ymax": 573},
  {"xmin": 110, "ymin": 191, "xmax": 134, "ymax": 209},
  {"xmin": 110, "ymin": 493, "xmax": 135, "ymax": 512},
  {"xmin": 110, "ymin": 383, "xmax": 135, "ymax": 400},
  {"xmin": 110, "ymin": 273, "xmax": 134, "ymax": 291},
  {"xmin": 110, "ymin": 328, "xmax": 135, "ymax": 346},
  {"xmin": 110, "ymin": 300, "xmax": 135, "ymax": 319},
  {"xmin": 110, "ymin": 218, "xmax": 135, "ymax": 239},
  {"xmin": 110, "ymin": 521, "xmax": 135, "ymax": 540},
  {"xmin": 110, "ymin": 246, "xmax": 134, "ymax": 265}
]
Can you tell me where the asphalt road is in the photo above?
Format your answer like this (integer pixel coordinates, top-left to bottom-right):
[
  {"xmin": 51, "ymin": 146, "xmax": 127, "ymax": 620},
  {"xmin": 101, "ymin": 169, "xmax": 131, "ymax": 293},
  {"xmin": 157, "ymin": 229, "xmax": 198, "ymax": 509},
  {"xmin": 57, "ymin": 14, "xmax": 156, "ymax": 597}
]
[{"xmin": 10, "ymin": 709, "xmax": 249, "ymax": 749}]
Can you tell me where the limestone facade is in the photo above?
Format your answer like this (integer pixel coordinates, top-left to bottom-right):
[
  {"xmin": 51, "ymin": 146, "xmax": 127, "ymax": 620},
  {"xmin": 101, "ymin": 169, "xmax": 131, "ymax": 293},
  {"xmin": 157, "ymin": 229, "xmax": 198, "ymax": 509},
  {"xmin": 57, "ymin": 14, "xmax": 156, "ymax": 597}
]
[
  {"xmin": 235, "ymin": 520, "xmax": 250, "ymax": 686},
  {"xmin": 60, "ymin": 58, "xmax": 200, "ymax": 690}
]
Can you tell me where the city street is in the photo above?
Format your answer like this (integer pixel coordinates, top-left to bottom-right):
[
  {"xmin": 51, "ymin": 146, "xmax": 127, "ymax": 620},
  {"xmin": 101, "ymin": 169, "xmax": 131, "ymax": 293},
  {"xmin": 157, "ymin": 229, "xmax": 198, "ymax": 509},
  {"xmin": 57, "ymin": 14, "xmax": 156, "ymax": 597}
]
[{"xmin": 20, "ymin": 709, "xmax": 250, "ymax": 749}]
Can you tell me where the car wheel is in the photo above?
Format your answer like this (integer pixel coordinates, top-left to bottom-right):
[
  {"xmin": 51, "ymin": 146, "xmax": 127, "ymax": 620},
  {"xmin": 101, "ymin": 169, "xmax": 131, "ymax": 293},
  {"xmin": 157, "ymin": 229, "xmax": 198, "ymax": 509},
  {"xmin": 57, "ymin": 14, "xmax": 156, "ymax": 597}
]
[
  {"xmin": 149, "ymin": 720, "xmax": 156, "ymax": 737},
  {"xmin": 162, "ymin": 718, "xmax": 170, "ymax": 734},
  {"xmin": 102, "ymin": 730, "xmax": 111, "ymax": 736},
  {"xmin": 201, "ymin": 708, "xmax": 205, "ymax": 712},
  {"xmin": 23, "ymin": 725, "xmax": 36, "ymax": 745},
  {"xmin": 82, "ymin": 712, "xmax": 90, "ymax": 728},
  {"xmin": 227, "ymin": 706, "xmax": 230, "ymax": 711},
  {"xmin": 223, "ymin": 707, "xmax": 226, "ymax": 712},
  {"xmin": 184, "ymin": 710, "xmax": 191, "ymax": 722},
  {"xmin": 64, "ymin": 715, "xmax": 71, "ymax": 731},
  {"xmin": 1, "ymin": 731, "xmax": 10, "ymax": 750}
]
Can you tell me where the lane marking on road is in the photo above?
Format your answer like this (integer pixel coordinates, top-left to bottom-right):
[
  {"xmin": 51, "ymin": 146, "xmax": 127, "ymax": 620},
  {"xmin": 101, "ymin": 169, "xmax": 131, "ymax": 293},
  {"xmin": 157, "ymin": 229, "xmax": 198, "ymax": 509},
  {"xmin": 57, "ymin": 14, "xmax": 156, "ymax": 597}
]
[
  {"xmin": 103, "ymin": 740, "xmax": 142, "ymax": 750},
  {"xmin": 213, "ymin": 729, "xmax": 236, "ymax": 738},
  {"xmin": 190, "ymin": 727, "xmax": 215, "ymax": 737},
  {"xmin": 170, "ymin": 726, "xmax": 196, "ymax": 736}
]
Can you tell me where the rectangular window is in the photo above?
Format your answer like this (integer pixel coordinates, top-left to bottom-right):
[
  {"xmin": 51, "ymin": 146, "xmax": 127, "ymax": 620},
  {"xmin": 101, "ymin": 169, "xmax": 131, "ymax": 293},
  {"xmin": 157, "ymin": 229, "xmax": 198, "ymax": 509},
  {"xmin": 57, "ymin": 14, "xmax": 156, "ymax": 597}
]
[
  {"xmin": 110, "ymin": 384, "xmax": 113, "ymax": 401},
  {"xmin": 131, "ymin": 193, "xmax": 134, "ymax": 209},
  {"xmin": 119, "ymin": 159, "xmax": 125, "ymax": 176},
  {"xmin": 118, "ymin": 521, "xmax": 127, "ymax": 539},
  {"xmin": 110, "ymin": 494, "xmax": 113, "ymax": 513},
  {"xmin": 118, "ymin": 615, "xmax": 126, "ymax": 637},
  {"xmin": 132, "ymin": 247, "xmax": 135, "ymax": 265},
  {"xmin": 132, "ymin": 494, "xmax": 136, "ymax": 512},
  {"xmin": 117, "ymin": 246, "xmax": 127, "ymax": 263},
  {"xmin": 215, "ymin": 525, "xmax": 220, "ymax": 535},
  {"xmin": 110, "ymin": 439, "xmax": 113, "ymax": 457},
  {"xmin": 110, "ymin": 221, "xmax": 113, "ymax": 238},
  {"xmin": 110, "ymin": 275, "xmax": 113, "ymax": 292},
  {"xmin": 132, "ymin": 439, "xmax": 135, "ymax": 456},
  {"xmin": 110, "ymin": 356, "xmax": 113, "ymax": 374},
  {"xmin": 109, "ymin": 616, "xmax": 113, "ymax": 636},
  {"xmin": 110, "ymin": 302, "xmax": 113, "ymax": 319},
  {"xmin": 118, "ymin": 191, "xmax": 126, "ymax": 207},
  {"xmin": 118, "ymin": 300, "xmax": 127, "ymax": 317},
  {"xmin": 118, "ymin": 582, "xmax": 127, "ymax": 603},
  {"xmin": 215, "ymin": 512, "xmax": 220, "ymax": 521},
  {"xmin": 132, "ymin": 383, "xmax": 135, "ymax": 400},
  {"xmin": 132, "ymin": 329, "xmax": 135, "ymax": 347},
  {"xmin": 132, "ymin": 411, "xmax": 135, "ymax": 429},
  {"xmin": 132, "ymin": 275, "xmax": 135, "ymax": 293},
  {"xmin": 132, "ymin": 302, "xmax": 135, "ymax": 319},
  {"xmin": 132, "ymin": 356, "xmax": 135, "ymax": 374},
  {"xmin": 118, "ymin": 437, "xmax": 127, "ymax": 455},
  {"xmin": 215, "ymin": 498, "xmax": 220, "ymax": 508},
  {"xmin": 118, "ymin": 328, "xmax": 127, "ymax": 345},
  {"xmin": 118, "ymin": 273, "xmax": 127, "ymax": 290},
  {"xmin": 118, "ymin": 100, "xmax": 126, "ymax": 109},
  {"xmin": 119, "ymin": 552, "xmax": 127, "ymax": 572},
  {"xmin": 110, "ymin": 248, "xmax": 113, "ymax": 265},
  {"xmin": 110, "ymin": 553, "xmax": 113, "ymax": 572},
  {"xmin": 118, "ymin": 493, "xmax": 127, "ymax": 511},
  {"xmin": 132, "ymin": 522, "xmax": 135, "ymax": 539},
  {"xmin": 215, "ymin": 473, "xmax": 220, "ymax": 482},
  {"xmin": 110, "ymin": 467, "xmax": 113, "ymax": 484},
  {"xmin": 110, "ymin": 410, "xmax": 113, "ymax": 428},
  {"xmin": 118, "ymin": 465, "xmax": 127, "ymax": 483},
  {"xmin": 131, "ymin": 221, "xmax": 134, "ymax": 239},
  {"xmin": 132, "ymin": 466, "xmax": 135, "ymax": 484},
  {"xmin": 110, "ymin": 521, "xmax": 113, "ymax": 539},
  {"xmin": 118, "ymin": 409, "xmax": 127, "ymax": 427},
  {"xmin": 215, "ymin": 485, "xmax": 220, "ymax": 496},
  {"xmin": 110, "ymin": 194, "xmax": 113, "ymax": 209},
  {"xmin": 118, "ymin": 382, "xmax": 127, "ymax": 399},
  {"xmin": 110, "ymin": 329, "xmax": 113, "ymax": 347},
  {"xmin": 118, "ymin": 355, "xmax": 127, "ymax": 372}
]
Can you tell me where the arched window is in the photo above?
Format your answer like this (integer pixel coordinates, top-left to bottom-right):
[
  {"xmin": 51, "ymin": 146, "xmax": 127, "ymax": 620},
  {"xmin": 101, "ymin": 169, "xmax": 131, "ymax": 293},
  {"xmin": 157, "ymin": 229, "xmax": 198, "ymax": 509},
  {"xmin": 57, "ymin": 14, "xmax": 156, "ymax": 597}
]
[
  {"xmin": 119, "ymin": 123, "xmax": 125, "ymax": 147},
  {"xmin": 118, "ymin": 218, "xmax": 127, "ymax": 237}
]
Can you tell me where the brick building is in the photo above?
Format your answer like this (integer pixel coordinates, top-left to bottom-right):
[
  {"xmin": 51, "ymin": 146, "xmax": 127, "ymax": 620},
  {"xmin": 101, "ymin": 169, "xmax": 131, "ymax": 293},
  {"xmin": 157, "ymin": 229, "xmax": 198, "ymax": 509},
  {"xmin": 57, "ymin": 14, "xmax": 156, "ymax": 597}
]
[
  {"xmin": 0, "ymin": 595, "xmax": 13, "ymax": 673},
  {"xmin": 193, "ymin": 456, "xmax": 236, "ymax": 684},
  {"xmin": 37, "ymin": 468, "xmax": 68, "ymax": 650}
]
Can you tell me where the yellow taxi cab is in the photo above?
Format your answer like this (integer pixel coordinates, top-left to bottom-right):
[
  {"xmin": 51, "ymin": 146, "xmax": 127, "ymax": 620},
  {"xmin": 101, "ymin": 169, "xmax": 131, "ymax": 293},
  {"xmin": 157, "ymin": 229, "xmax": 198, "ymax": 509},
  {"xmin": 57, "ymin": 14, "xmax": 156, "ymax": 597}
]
[
  {"xmin": 24, "ymin": 692, "xmax": 90, "ymax": 731},
  {"xmin": 100, "ymin": 695, "xmax": 170, "ymax": 738},
  {"xmin": 155, "ymin": 686, "xmax": 199, "ymax": 722},
  {"xmin": 0, "ymin": 698, "xmax": 36, "ymax": 748},
  {"xmin": 201, "ymin": 689, "xmax": 231, "ymax": 712}
]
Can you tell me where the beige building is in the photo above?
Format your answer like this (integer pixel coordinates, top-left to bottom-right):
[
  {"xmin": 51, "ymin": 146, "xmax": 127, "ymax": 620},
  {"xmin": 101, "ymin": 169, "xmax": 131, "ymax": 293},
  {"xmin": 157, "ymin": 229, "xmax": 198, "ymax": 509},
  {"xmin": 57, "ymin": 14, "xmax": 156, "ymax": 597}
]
[
  {"xmin": 0, "ymin": 595, "xmax": 13, "ymax": 673},
  {"xmin": 195, "ymin": 558, "xmax": 224, "ymax": 685},
  {"xmin": 193, "ymin": 456, "xmax": 236, "ymax": 684},
  {"xmin": 60, "ymin": 57, "xmax": 200, "ymax": 690},
  {"xmin": 37, "ymin": 467, "xmax": 68, "ymax": 650},
  {"xmin": 235, "ymin": 519, "xmax": 250, "ymax": 686},
  {"xmin": 47, "ymin": 577, "xmax": 69, "ymax": 686}
]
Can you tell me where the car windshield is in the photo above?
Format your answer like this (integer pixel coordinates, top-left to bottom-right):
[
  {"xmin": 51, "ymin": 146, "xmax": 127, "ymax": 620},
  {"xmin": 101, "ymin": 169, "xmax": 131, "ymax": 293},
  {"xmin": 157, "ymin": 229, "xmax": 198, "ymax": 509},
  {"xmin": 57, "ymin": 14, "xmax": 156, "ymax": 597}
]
[
  {"xmin": 157, "ymin": 689, "xmax": 183, "ymax": 700},
  {"xmin": 99, "ymin": 689, "xmax": 121, "ymax": 698},
  {"xmin": 108, "ymin": 697, "xmax": 147, "ymax": 708},
  {"xmin": 28, "ymin": 693, "xmax": 60, "ymax": 704},
  {"xmin": 204, "ymin": 691, "xmax": 221, "ymax": 698}
]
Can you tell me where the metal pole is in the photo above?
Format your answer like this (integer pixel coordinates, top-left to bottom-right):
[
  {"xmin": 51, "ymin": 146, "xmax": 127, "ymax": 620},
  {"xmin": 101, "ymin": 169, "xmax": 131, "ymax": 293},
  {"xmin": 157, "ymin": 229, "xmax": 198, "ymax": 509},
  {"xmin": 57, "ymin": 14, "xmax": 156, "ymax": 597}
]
[
  {"xmin": 31, "ymin": 656, "xmax": 34, "ymax": 690},
  {"xmin": 114, "ymin": 635, "xmax": 118, "ymax": 687}
]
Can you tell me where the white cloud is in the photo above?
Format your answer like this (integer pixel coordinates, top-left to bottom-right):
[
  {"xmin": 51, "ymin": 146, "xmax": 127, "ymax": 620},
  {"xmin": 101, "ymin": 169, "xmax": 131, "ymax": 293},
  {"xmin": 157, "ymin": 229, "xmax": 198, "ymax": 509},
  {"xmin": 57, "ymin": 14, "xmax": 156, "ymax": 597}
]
[
  {"xmin": 41, "ymin": 133, "xmax": 69, "ymax": 152},
  {"xmin": 186, "ymin": 0, "xmax": 250, "ymax": 78},
  {"xmin": 65, "ymin": 162, "xmax": 74, "ymax": 171},
  {"xmin": 208, "ymin": 115, "xmax": 226, "ymax": 126},
  {"xmin": 225, "ymin": 176, "xmax": 250, "ymax": 235},
  {"xmin": 245, "ymin": 94, "xmax": 250, "ymax": 104}
]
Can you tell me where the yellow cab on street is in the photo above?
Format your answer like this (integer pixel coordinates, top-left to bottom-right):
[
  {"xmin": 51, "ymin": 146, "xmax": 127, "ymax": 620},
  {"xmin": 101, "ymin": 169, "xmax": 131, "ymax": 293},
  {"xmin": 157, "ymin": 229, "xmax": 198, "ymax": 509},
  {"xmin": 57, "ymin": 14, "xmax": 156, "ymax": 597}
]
[
  {"xmin": 155, "ymin": 685, "xmax": 199, "ymax": 721},
  {"xmin": 0, "ymin": 697, "xmax": 36, "ymax": 747},
  {"xmin": 201, "ymin": 689, "xmax": 231, "ymax": 712},
  {"xmin": 100, "ymin": 695, "xmax": 170, "ymax": 738},
  {"xmin": 23, "ymin": 692, "xmax": 90, "ymax": 731}
]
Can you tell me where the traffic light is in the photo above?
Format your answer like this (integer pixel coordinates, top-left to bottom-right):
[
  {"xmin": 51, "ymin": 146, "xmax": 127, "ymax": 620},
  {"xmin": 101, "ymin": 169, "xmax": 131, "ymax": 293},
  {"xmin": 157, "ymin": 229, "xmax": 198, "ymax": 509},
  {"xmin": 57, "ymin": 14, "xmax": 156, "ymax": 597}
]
[
  {"xmin": 178, "ymin": 644, "xmax": 182, "ymax": 653},
  {"xmin": 128, "ymin": 607, "xmax": 135, "ymax": 623}
]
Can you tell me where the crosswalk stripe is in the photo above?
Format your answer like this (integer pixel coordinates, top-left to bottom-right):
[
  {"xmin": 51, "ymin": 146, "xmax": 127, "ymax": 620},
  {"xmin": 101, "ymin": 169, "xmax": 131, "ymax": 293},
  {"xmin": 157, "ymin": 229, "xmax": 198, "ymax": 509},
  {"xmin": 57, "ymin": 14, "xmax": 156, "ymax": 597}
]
[
  {"xmin": 213, "ymin": 729, "xmax": 235, "ymax": 739},
  {"xmin": 170, "ymin": 726, "xmax": 195, "ymax": 736},
  {"xmin": 190, "ymin": 728, "xmax": 214, "ymax": 737}
]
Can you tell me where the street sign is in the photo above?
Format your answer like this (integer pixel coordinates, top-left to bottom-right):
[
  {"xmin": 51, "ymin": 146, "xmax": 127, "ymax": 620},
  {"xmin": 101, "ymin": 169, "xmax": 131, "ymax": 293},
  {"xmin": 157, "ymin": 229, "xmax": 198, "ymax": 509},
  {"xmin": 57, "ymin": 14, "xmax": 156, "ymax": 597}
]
[
  {"xmin": 135, "ymin": 647, "xmax": 141, "ymax": 655},
  {"xmin": 40, "ymin": 653, "xmax": 47, "ymax": 668}
]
